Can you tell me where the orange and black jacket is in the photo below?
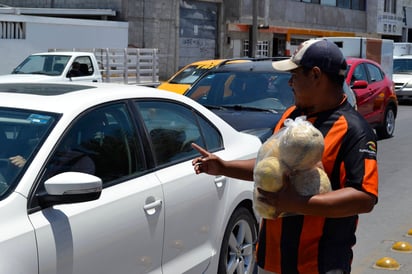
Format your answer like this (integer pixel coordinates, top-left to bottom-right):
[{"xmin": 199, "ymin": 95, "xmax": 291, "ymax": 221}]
[{"xmin": 256, "ymin": 100, "xmax": 379, "ymax": 274}]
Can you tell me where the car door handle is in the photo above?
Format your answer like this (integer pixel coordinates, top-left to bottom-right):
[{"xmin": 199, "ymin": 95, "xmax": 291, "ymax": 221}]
[
  {"xmin": 143, "ymin": 199, "xmax": 162, "ymax": 215},
  {"xmin": 214, "ymin": 175, "xmax": 226, "ymax": 188}
]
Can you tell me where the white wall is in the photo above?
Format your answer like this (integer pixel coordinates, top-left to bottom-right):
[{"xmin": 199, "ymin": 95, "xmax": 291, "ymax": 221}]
[{"xmin": 0, "ymin": 14, "xmax": 128, "ymax": 74}]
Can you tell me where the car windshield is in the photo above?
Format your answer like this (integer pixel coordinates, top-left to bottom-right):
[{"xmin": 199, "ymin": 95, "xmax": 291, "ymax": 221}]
[
  {"xmin": 185, "ymin": 70, "xmax": 294, "ymax": 112},
  {"xmin": 12, "ymin": 55, "xmax": 71, "ymax": 76},
  {"xmin": 393, "ymin": 58, "xmax": 412, "ymax": 73},
  {"xmin": 0, "ymin": 108, "xmax": 57, "ymax": 200},
  {"xmin": 169, "ymin": 65, "xmax": 212, "ymax": 84}
]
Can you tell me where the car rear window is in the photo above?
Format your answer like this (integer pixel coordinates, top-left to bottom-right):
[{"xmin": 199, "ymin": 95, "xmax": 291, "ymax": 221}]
[{"xmin": 169, "ymin": 65, "xmax": 211, "ymax": 84}]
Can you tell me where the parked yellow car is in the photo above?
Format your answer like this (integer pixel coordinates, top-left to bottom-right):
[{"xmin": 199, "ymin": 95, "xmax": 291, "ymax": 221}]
[{"xmin": 158, "ymin": 59, "xmax": 249, "ymax": 94}]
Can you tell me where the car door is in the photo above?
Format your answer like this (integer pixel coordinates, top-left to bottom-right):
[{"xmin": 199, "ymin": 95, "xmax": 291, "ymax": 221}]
[
  {"xmin": 363, "ymin": 62, "xmax": 387, "ymax": 124},
  {"xmin": 349, "ymin": 62, "xmax": 375, "ymax": 121},
  {"xmin": 67, "ymin": 56, "xmax": 100, "ymax": 82},
  {"xmin": 28, "ymin": 102, "xmax": 165, "ymax": 274},
  {"xmin": 135, "ymin": 100, "xmax": 226, "ymax": 273}
]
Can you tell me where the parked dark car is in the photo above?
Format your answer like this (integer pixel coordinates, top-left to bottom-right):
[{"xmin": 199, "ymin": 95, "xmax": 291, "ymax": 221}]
[{"xmin": 184, "ymin": 59, "xmax": 356, "ymax": 142}]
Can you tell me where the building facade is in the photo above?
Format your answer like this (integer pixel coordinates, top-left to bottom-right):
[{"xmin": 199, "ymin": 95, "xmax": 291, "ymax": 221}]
[
  {"xmin": 223, "ymin": 0, "xmax": 409, "ymax": 58},
  {"xmin": 1, "ymin": 0, "xmax": 412, "ymax": 80}
]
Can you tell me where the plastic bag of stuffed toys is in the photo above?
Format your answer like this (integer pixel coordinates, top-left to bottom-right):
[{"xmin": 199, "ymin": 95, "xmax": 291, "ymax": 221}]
[{"xmin": 253, "ymin": 116, "xmax": 331, "ymax": 219}]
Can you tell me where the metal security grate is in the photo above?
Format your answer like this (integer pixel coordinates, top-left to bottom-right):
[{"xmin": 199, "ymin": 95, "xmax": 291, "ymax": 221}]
[{"xmin": 0, "ymin": 21, "xmax": 25, "ymax": 39}]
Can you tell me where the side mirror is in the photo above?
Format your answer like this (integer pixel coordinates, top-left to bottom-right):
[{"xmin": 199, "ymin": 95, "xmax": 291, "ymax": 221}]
[
  {"xmin": 37, "ymin": 172, "xmax": 102, "ymax": 208},
  {"xmin": 351, "ymin": 80, "xmax": 368, "ymax": 89}
]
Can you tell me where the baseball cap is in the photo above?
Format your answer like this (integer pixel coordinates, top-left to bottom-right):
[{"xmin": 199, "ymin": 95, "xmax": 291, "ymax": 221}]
[{"xmin": 272, "ymin": 39, "xmax": 347, "ymax": 76}]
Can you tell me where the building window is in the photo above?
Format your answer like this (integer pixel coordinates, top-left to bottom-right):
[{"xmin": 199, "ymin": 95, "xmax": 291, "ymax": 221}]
[
  {"xmin": 299, "ymin": 0, "xmax": 365, "ymax": 10},
  {"xmin": 0, "ymin": 21, "xmax": 25, "ymax": 39},
  {"xmin": 338, "ymin": 0, "xmax": 366, "ymax": 10},
  {"xmin": 337, "ymin": 0, "xmax": 350, "ymax": 8},
  {"xmin": 384, "ymin": 0, "xmax": 396, "ymax": 14},
  {"xmin": 256, "ymin": 41, "xmax": 269, "ymax": 57},
  {"xmin": 243, "ymin": 40, "xmax": 250, "ymax": 57},
  {"xmin": 242, "ymin": 40, "xmax": 269, "ymax": 57},
  {"xmin": 351, "ymin": 0, "xmax": 366, "ymax": 10},
  {"xmin": 321, "ymin": 0, "xmax": 336, "ymax": 6}
]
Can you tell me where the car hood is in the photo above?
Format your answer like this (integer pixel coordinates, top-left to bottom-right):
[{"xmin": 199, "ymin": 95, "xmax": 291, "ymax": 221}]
[
  {"xmin": 393, "ymin": 73, "xmax": 412, "ymax": 85},
  {"xmin": 157, "ymin": 82, "xmax": 190, "ymax": 94},
  {"xmin": 0, "ymin": 74, "xmax": 61, "ymax": 83},
  {"xmin": 211, "ymin": 109, "xmax": 282, "ymax": 142},
  {"xmin": 392, "ymin": 73, "xmax": 412, "ymax": 83}
]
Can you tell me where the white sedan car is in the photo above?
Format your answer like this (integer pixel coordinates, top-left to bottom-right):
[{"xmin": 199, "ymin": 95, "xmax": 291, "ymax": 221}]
[{"xmin": 0, "ymin": 82, "xmax": 261, "ymax": 274}]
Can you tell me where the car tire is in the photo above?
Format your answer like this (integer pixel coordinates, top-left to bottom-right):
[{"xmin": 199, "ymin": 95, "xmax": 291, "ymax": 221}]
[
  {"xmin": 218, "ymin": 207, "xmax": 258, "ymax": 274},
  {"xmin": 376, "ymin": 105, "xmax": 396, "ymax": 139}
]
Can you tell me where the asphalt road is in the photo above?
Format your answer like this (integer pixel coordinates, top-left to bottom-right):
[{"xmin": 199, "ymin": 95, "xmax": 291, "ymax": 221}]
[{"xmin": 351, "ymin": 104, "xmax": 412, "ymax": 273}]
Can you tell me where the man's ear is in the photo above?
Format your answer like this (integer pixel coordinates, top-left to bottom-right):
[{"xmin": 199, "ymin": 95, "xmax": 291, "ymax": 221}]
[{"xmin": 312, "ymin": 66, "xmax": 321, "ymax": 80}]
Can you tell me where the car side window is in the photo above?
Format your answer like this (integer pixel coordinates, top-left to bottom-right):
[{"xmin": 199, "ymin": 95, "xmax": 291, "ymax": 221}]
[
  {"xmin": 42, "ymin": 103, "xmax": 145, "ymax": 186},
  {"xmin": 366, "ymin": 63, "xmax": 384, "ymax": 83},
  {"xmin": 135, "ymin": 100, "xmax": 223, "ymax": 165},
  {"xmin": 197, "ymin": 115, "xmax": 222, "ymax": 151},
  {"xmin": 187, "ymin": 74, "xmax": 215, "ymax": 101},
  {"xmin": 351, "ymin": 64, "xmax": 368, "ymax": 84},
  {"xmin": 68, "ymin": 56, "xmax": 94, "ymax": 77}
]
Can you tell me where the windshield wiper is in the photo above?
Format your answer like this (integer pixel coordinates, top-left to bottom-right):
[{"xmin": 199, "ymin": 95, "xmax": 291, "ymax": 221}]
[
  {"xmin": 222, "ymin": 104, "xmax": 279, "ymax": 113},
  {"xmin": 13, "ymin": 71, "xmax": 48, "ymax": 75},
  {"xmin": 202, "ymin": 104, "xmax": 228, "ymax": 110}
]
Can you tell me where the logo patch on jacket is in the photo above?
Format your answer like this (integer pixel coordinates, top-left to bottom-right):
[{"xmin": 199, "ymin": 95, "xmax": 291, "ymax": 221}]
[{"xmin": 359, "ymin": 141, "xmax": 377, "ymax": 158}]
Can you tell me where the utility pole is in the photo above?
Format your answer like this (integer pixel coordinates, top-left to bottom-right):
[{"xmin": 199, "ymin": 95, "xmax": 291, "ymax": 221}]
[{"xmin": 250, "ymin": 0, "xmax": 258, "ymax": 57}]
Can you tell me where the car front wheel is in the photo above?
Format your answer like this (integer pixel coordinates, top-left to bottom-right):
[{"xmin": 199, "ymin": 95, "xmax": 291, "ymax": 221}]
[
  {"xmin": 376, "ymin": 105, "xmax": 396, "ymax": 139},
  {"xmin": 218, "ymin": 207, "xmax": 258, "ymax": 274}
]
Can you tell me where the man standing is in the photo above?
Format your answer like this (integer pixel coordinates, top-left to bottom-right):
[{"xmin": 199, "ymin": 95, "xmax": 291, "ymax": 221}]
[{"xmin": 192, "ymin": 39, "xmax": 378, "ymax": 274}]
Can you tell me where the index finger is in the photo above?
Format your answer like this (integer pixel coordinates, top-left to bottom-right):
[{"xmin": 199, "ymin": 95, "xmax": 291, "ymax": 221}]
[{"xmin": 191, "ymin": 143, "xmax": 210, "ymax": 157}]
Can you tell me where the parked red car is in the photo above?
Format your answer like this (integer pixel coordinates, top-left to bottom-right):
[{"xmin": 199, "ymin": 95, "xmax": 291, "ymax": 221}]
[{"xmin": 345, "ymin": 57, "xmax": 398, "ymax": 139}]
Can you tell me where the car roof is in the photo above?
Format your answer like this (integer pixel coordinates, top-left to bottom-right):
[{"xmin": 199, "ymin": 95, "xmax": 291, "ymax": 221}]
[
  {"xmin": 182, "ymin": 58, "xmax": 254, "ymax": 67},
  {"xmin": 213, "ymin": 59, "xmax": 289, "ymax": 73},
  {"xmin": 345, "ymin": 57, "xmax": 364, "ymax": 62},
  {"xmin": 345, "ymin": 57, "xmax": 381, "ymax": 66},
  {"xmin": 0, "ymin": 82, "xmax": 193, "ymax": 114},
  {"xmin": 30, "ymin": 52, "xmax": 94, "ymax": 56},
  {"xmin": 187, "ymin": 59, "xmax": 226, "ymax": 65}
]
